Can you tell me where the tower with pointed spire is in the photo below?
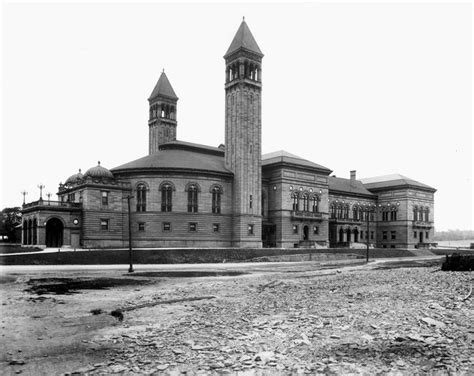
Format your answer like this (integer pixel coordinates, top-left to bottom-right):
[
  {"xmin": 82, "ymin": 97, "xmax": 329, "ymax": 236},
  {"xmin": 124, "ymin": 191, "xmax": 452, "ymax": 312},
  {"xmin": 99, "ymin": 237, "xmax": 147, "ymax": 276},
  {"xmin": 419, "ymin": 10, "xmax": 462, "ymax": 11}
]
[
  {"xmin": 148, "ymin": 71, "xmax": 179, "ymax": 154},
  {"xmin": 224, "ymin": 18, "xmax": 263, "ymax": 247}
]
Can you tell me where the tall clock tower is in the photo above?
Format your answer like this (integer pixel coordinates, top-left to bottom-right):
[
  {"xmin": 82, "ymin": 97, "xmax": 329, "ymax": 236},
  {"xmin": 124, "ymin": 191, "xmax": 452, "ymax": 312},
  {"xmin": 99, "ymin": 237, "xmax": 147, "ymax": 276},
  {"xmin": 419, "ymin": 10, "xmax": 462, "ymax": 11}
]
[{"xmin": 224, "ymin": 19, "xmax": 263, "ymax": 247}]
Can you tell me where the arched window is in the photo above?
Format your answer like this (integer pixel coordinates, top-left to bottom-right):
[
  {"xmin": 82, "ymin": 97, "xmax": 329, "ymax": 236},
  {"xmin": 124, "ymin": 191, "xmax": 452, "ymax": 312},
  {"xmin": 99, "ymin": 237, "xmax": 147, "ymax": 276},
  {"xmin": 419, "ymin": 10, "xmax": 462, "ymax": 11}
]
[
  {"xmin": 413, "ymin": 206, "xmax": 418, "ymax": 221},
  {"xmin": 353, "ymin": 206, "xmax": 358, "ymax": 220},
  {"xmin": 27, "ymin": 219, "xmax": 32, "ymax": 245},
  {"xmin": 32, "ymin": 219, "xmax": 37, "ymax": 245},
  {"xmin": 302, "ymin": 194, "xmax": 309, "ymax": 212},
  {"xmin": 390, "ymin": 208, "xmax": 397, "ymax": 221},
  {"xmin": 23, "ymin": 220, "xmax": 27, "ymax": 245},
  {"xmin": 425, "ymin": 208, "xmax": 430, "ymax": 222},
  {"xmin": 343, "ymin": 205, "xmax": 349, "ymax": 219},
  {"xmin": 312, "ymin": 195, "xmax": 319, "ymax": 213},
  {"xmin": 136, "ymin": 184, "xmax": 147, "ymax": 212},
  {"xmin": 292, "ymin": 193, "xmax": 299, "ymax": 211},
  {"xmin": 330, "ymin": 203, "xmax": 336, "ymax": 218},
  {"xmin": 211, "ymin": 186, "xmax": 221, "ymax": 214},
  {"xmin": 187, "ymin": 184, "xmax": 198, "ymax": 213},
  {"xmin": 161, "ymin": 184, "xmax": 172, "ymax": 212}
]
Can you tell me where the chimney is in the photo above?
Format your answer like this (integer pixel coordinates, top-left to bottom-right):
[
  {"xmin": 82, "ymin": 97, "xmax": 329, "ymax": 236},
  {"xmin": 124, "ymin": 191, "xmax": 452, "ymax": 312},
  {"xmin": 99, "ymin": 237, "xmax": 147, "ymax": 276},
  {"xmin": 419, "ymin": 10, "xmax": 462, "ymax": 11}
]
[{"xmin": 350, "ymin": 170, "xmax": 356, "ymax": 186}]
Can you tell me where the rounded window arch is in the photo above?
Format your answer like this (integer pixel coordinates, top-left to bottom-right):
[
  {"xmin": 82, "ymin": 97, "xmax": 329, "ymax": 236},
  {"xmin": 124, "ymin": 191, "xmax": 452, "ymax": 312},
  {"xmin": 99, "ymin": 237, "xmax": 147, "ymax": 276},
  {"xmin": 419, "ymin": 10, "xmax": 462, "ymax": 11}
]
[
  {"xmin": 160, "ymin": 181, "xmax": 175, "ymax": 212},
  {"xmin": 186, "ymin": 183, "xmax": 200, "ymax": 213},
  {"xmin": 136, "ymin": 183, "xmax": 148, "ymax": 212},
  {"xmin": 210, "ymin": 184, "xmax": 223, "ymax": 214},
  {"xmin": 291, "ymin": 192, "xmax": 300, "ymax": 211}
]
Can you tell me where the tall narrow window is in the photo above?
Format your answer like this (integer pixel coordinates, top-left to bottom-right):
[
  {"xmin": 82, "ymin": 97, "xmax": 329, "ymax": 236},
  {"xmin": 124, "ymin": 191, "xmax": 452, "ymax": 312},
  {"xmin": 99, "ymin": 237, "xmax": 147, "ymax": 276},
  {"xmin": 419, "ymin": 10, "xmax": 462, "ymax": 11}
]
[
  {"xmin": 212, "ymin": 186, "xmax": 221, "ymax": 214},
  {"xmin": 161, "ymin": 184, "xmax": 172, "ymax": 212},
  {"xmin": 187, "ymin": 184, "xmax": 198, "ymax": 213},
  {"xmin": 390, "ymin": 210, "xmax": 397, "ymax": 221},
  {"xmin": 292, "ymin": 193, "xmax": 299, "ymax": 211},
  {"xmin": 136, "ymin": 184, "xmax": 146, "ymax": 212},
  {"xmin": 413, "ymin": 207, "xmax": 418, "ymax": 221},
  {"xmin": 249, "ymin": 195, "xmax": 253, "ymax": 209},
  {"xmin": 101, "ymin": 191, "xmax": 109, "ymax": 206},
  {"xmin": 302, "ymin": 194, "xmax": 309, "ymax": 212},
  {"xmin": 425, "ymin": 208, "xmax": 430, "ymax": 222},
  {"xmin": 330, "ymin": 203, "xmax": 336, "ymax": 218},
  {"xmin": 32, "ymin": 219, "xmax": 37, "ymax": 245},
  {"xmin": 312, "ymin": 196, "xmax": 319, "ymax": 213}
]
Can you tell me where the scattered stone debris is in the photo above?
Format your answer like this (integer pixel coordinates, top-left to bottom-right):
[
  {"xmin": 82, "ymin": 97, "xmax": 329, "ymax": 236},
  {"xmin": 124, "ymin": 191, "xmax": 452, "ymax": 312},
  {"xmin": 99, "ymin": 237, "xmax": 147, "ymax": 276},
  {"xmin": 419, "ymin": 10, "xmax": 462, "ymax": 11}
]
[{"xmin": 80, "ymin": 266, "xmax": 473, "ymax": 375}]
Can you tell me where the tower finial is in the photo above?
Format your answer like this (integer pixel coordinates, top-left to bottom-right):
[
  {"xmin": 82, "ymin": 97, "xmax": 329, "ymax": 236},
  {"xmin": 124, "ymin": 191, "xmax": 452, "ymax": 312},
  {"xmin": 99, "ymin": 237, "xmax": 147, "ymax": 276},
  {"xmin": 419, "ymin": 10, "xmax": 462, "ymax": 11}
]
[
  {"xmin": 242, "ymin": 16, "xmax": 245, "ymax": 21},
  {"xmin": 162, "ymin": 68, "xmax": 165, "ymax": 73},
  {"xmin": 98, "ymin": 161, "xmax": 100, "ymax": 166}
]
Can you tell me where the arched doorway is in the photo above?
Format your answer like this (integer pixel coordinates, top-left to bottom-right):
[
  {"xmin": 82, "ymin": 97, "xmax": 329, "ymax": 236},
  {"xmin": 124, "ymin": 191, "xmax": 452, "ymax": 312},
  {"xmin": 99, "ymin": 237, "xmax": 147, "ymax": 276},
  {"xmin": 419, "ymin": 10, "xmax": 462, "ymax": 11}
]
[
  {"xmin": 46, "ymin": 218, "xmax": 64, "ymax": 247},
  {"xmin": 354, "ymin": 229, "xmax": 359, "ymax": 243},
  {"xmin": 303, "ymin": 225, "xmax": 309, "ymax": 241},
  {"xmin": 346, "ymin": 228, "xmax": 351, "ymax": 242}
]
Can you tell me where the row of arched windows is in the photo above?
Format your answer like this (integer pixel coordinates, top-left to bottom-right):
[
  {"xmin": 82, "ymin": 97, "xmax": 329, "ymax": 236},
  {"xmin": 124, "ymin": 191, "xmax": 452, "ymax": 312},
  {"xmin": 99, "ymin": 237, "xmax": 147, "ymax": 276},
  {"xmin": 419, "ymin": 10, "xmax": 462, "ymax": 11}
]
[
  {"xmin": 330, "ymin": 203, "xmax": 377, "ymax": 221},
  {"xmin": 292, "ymin": 193, "xmax": 320, "ymax": 213},
  {"xmin": 149, "ymin": 103, "xmax": 176, "ymax": 120},
  {"xmin": 226, "ymin": 60, "xmax": 261, "ymax": 83},
  {"xmin": 22, "ymin": 218, "xmax": 37, "ymax": 245},
  {"xmin": 413, "ymin": 206, "xmax": 430, "ymax": 222},
  {"xmin": 135, "ymin": 183, "xmax": 222, "ymax": 214}
]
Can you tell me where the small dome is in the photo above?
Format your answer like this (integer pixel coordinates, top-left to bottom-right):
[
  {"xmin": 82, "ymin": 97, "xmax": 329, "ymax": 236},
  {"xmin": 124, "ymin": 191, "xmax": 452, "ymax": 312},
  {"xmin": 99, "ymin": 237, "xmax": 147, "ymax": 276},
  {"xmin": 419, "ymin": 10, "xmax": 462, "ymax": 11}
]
[
  {"xmin": 65, "ymin": 169, "xmax": 84, "ymax": 185},
  {"xmin": 84, "ymin": 161, "xmax": 114, "ymax": 179}
]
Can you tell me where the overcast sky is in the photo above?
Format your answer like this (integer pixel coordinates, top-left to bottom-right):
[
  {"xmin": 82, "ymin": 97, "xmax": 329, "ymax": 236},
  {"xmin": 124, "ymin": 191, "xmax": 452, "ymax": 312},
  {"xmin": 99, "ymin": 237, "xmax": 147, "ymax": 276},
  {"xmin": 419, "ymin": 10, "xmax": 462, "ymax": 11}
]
[{"xmin": 1, "ymin": 1, "xmax": 472, "ymax": 231}]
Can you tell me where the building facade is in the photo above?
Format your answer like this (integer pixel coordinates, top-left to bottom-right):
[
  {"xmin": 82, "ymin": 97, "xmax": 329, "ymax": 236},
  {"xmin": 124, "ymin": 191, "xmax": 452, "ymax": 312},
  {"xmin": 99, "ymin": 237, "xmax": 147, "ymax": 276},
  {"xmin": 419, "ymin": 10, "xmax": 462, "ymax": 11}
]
[{"xmin": 21, "ymin": 20, "xmax": 436, "ymax": 250}]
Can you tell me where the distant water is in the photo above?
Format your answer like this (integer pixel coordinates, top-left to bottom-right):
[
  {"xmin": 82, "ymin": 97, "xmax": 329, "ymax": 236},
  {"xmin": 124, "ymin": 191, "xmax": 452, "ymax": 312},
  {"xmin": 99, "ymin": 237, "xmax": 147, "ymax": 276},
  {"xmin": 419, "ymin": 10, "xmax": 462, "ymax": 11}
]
[{"xmin": 436, "ymin": 239, "xmax": 474, "ymax": 248}]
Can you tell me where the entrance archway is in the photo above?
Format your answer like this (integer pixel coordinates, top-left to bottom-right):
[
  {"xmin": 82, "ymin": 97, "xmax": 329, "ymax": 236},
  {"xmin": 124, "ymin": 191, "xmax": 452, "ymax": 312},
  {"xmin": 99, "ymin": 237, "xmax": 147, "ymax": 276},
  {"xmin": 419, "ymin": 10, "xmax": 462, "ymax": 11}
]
[
  {"xmin": 303, "ymin": 226, "xmax": 309, "ymax": 241},
  {"xmin": 46, "ymin": 218, "xmax": 64, "ymax": 247}
]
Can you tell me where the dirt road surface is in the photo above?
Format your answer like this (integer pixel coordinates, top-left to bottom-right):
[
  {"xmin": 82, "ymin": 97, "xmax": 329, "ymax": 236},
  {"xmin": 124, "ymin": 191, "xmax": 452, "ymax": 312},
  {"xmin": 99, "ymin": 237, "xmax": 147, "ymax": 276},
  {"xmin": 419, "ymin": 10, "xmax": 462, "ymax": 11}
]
[{"xmin": 1, "ymin": 257, "xmax": 473, "ymax": 375}]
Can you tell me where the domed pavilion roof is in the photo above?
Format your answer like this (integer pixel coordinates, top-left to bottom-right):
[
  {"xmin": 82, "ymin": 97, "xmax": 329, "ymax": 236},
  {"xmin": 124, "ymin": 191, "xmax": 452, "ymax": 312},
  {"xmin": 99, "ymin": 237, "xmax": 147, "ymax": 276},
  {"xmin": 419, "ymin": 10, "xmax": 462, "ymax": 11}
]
[
  {"xmin": 84, "ymin": 162, "xmax": 114, "ymax": 179},
  {"xmin": 65, "ymin": 169, "xmax": 84, "ymax": 185}
]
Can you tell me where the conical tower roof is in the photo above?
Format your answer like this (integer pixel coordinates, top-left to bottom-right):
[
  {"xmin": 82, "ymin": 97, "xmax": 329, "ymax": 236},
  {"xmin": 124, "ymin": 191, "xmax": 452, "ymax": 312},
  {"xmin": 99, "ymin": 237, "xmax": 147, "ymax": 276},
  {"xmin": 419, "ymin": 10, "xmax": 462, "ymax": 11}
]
[
  {"xmin": 225, "ymin": 18, "xmax": 263, "ymax": 58},
  {"xmin": 149, "ymin": 71, "xmax": 178, "ymax": 101}
]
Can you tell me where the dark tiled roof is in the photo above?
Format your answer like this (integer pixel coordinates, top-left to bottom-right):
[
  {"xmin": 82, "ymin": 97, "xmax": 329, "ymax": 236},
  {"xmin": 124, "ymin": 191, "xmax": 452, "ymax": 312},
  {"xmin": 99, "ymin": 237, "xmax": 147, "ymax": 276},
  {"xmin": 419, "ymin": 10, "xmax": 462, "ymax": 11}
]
[
  {"xmin": 149, "ymin": 71, "xmax": 178, "ymax": 101},
  {"xmin": 225, "ymin": 19, "xmax": 263, "ymax": 58},
  {"xmin": 262, "ymin": 150, "xmax": 332, "ymax": 174},
  {"xmin": 328, "ymin": 176, "xmax": 375, "ymax": 197},
  {"xmin": 111, "ymin": 141, "xmax": 232, "ymax": 176},
  {"xmin": 361, "ymin": 174, "xmax": 436, "ymax": 192}
]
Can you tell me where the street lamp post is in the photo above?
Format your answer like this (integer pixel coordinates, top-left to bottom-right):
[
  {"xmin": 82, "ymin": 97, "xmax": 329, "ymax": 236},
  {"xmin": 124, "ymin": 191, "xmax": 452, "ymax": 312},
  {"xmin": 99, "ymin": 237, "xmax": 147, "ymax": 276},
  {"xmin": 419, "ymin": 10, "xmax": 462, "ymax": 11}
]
[
  {"xmin": 21, "ymin": 190, "xmax": 28, "ymax": 205},
  {"xmin": 125, "ymin": 195, "xmax": 134, "ymax": 273},
  {"xmin": 37, "ymin": 184, "xmax": 45, "ymax": 200},
  {"xmin": 366, "ymin": 206, "xmax": 370, "ymax": 262}
]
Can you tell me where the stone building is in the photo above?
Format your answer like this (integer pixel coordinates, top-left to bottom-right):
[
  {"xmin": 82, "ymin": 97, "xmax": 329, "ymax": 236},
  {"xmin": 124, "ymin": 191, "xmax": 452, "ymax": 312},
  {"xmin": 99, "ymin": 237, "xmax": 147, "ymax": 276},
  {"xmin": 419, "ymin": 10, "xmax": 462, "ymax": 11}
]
[{"xmin": 21, "ymin": 19, "xmax": 436, "ymax": 250}]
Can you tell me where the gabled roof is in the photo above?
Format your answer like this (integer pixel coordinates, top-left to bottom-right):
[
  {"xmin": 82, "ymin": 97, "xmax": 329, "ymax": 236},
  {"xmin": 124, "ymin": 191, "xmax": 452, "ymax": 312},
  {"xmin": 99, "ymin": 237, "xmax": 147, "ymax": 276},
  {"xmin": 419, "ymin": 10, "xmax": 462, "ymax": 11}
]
[
  {"xmin": 225, "ymin": 19, "xmax": 263, "ymax": 58},
  {"xmin": 111, "ymin": 141, "xmax": 232, "ymax": 176},
  {"xmin": 262, "ymin": 150, "xmax": 332, "ymax": 174},
  {"xmin": 328, "ymin": 176, "xmax": 376, "ymax": 198},
  {"xmin": 149, "ymin": 71, "xmax": 178, "ymax": 101},
  {"xmin": 361, "ymin": 174, "xmax": 436, "ymax": 192}
]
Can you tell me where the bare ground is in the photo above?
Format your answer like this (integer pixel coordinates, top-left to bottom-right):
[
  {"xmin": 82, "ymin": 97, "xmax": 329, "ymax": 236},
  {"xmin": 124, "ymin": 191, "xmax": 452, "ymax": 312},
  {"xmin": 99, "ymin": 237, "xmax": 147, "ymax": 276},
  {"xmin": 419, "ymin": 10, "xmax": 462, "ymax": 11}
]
[{"xmin": 0, "ymin": 259, "xmax": 473, "ymax": 375}]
